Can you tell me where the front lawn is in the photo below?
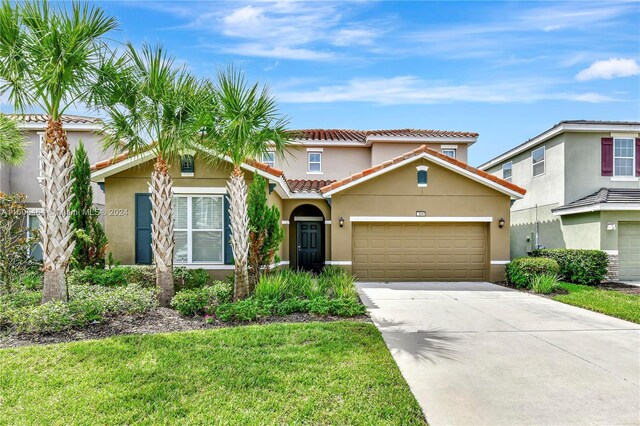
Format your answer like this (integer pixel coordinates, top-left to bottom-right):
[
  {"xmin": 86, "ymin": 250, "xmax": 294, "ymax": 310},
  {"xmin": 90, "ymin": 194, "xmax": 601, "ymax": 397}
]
[
  {"xmin": 0, "ymin": 321, "xmax": 426, "ymax": 425},
  {"xmin": 554, "ymin": 283, "xmax": 640, "ymax": 324}
]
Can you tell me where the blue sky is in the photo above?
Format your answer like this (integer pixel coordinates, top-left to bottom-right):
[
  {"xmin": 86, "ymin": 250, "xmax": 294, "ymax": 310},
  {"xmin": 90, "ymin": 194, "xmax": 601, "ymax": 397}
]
[{"xmin": 12, "ymin": 1, "xmax": 640, "ymax": 165}]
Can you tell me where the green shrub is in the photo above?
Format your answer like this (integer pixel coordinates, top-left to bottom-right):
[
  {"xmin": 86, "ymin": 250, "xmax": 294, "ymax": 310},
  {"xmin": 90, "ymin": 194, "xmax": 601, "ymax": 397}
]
[
  {"xmin": 506, "ymin": 257, "xmax": 560, "ymax": 288},
  {"xmin": 0, "ymin": 289, "xmax": 41, "ymax": 309},
  {"xmin": 254, "ymin": 273, "xmax": 288, "ymax": 301},
  {"xmin": 68, "ymin": 266, "xmax": 156, "ymax": 288},
  {"xmin": 532, "ymin": 249, "xmax": 608, "ymax": 285},
  {"xmin": 1, "ymin": 284, "xmax": 158, "ymax": 334},
  {"xmin": 18, "ymin": 271, "xmax": 43, "ymax": 291},
  {"xmin": 530, "ymin": 274, "xmax": 561, "ymax": 294},
  {"xmin": 173, "ymin": 267, "xmax": 211, "ymax": 291},
  {"xmin": 319, "ymin": 267, "xmax": 358, "ymax": 300},
  {"xmin": 170, "ymin": 282, "xmax": 232, "ymax": 316},
  {"xmin": 215, "ymin": 299, "xmax": 269, "ymax": 322}
]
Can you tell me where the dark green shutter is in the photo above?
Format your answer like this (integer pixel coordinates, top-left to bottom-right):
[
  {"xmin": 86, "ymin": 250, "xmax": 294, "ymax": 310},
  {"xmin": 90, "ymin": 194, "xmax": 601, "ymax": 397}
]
[
  {"xmin": 224, "ymin": 195, "xmax": 234, "ymax": 264},
  {"xmin": 135, "ymin": 193, "xmax": 153, "ymax": 265}
]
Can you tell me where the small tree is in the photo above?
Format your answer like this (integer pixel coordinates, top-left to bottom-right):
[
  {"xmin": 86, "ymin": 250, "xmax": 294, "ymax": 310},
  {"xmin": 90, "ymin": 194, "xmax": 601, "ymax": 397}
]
[
  {"xmin": 247, "ymin": 174, "xmax": 284, "ymax": 291},
  {"xmin": 70, "ymin": 142, "xmax": 107, "ymax": 269},
  {"xmin": 0, "ymin": 193, "xmax": 39, "ymax": 294}
]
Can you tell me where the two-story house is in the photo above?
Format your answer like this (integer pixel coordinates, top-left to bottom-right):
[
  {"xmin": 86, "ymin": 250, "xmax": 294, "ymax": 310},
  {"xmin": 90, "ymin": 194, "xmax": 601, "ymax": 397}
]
[
  {"xmin": 91, "ymin": 128, "xmax": 525, "ymax": 282},
  {"xmin": 0, "ymin": 114, "xmax": 109, "ymax": 259},
  {"xmin": 479, "ymin": 120, "xmax": 640, "ymax": 281}
]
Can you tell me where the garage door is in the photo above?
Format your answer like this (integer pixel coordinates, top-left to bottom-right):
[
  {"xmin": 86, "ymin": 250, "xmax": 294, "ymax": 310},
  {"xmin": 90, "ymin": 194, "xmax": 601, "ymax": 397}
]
[
  {"xmin": 619, "ymin": 222, "xmax": 640, "ymax": 281},
  {"xmin": 352, "ymin": 222, "xmax": 488, "ymax": 281}
]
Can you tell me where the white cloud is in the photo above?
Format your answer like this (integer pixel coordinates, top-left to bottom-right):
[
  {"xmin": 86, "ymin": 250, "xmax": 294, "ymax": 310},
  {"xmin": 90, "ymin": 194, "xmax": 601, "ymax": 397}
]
[
  {"xmin": 224, "ymin": 44, "xmax": 334, "ymax": 61},
  {"xmin": 576, "ymin": 58, "xmax": 640, "ymax": 81},
  {"xmin": 276, "ymin": 75, "xmax": 617, "ymax": 105},
  {"xmin": 331, "ymin": 28, "xmax": 380, "ymax": 46}
]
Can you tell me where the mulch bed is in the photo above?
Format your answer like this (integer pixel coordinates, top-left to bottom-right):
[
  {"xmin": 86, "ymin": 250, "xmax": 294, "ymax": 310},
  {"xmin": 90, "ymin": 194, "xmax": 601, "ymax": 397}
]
[{"xmin": 0, "ymin": 308, "xmax": 369, "ymax": 349}]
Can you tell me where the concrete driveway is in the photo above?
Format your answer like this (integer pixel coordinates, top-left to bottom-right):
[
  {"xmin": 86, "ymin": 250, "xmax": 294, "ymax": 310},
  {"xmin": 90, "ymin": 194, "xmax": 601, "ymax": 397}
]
[{"xmin": 357, "ymin": 282, "xmax": 640, "ymax": 426}]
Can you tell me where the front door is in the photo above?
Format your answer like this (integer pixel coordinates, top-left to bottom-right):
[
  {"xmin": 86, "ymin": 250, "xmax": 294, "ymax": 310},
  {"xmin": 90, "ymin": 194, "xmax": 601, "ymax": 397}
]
[{"xmin": 297, "ymin": 221, "xmax": 323, "ymax": 271}]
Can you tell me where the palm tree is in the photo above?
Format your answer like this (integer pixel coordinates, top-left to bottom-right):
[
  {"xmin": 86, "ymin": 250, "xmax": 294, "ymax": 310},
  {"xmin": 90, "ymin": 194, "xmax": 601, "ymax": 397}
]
[
  {"xmin": 0, "ymin": 1, "xmax": 116, "ymax": 302},
  {"xmin": 94, "ymin": 43, "xmax": 207, "ymax": 306},
  {"xmin": 200, "ymin": 67, "xmax": 289, "ymax": 300},
  {"xmin": 0, "ymin": 114, "xmax": 25, "ymax": 165}
]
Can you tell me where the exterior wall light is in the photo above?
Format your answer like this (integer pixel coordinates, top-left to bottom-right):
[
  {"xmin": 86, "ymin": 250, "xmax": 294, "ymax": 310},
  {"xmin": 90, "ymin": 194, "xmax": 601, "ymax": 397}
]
[
  {"xmin": 339, "ymin": 217, "xmax": 345, "ymax": 227},
  {"xmin": 607, "ymin": 222, "xmax": 616, "ymax": 231},
  {"xmin": 498, "ymin": 218, "xmax": 506, "ymax": 228}
]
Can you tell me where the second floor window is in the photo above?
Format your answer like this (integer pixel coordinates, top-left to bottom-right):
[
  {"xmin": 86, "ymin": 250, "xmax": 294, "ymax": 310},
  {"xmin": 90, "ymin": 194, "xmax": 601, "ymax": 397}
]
[
  {"xmin": 262, "ymin": 151, "xmax": 275, "ymax": 168},
  {"xmin": 532, "ymin": 146, "xmax": 545, "ymax": 177},
  {"xmin": 502, "ymin": 162, "xmax": 512, "ymax": 182},
  {"xmin": 442, "ymin": 148, "xmax": 456, "ymax": 158},
  {"xmin": 308, "ymin": 152, "xmax": 322, "ymax": 173},
  {"xmin": 614, "ymin": 138, "xmax": 634, "ymax": 177}
]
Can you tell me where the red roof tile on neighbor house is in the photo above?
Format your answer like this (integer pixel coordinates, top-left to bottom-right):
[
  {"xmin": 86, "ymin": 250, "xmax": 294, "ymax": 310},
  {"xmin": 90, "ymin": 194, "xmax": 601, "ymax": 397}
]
[
  {"xmin": 320, "ymin": 145, "xmax": 527, "ymax": 196},
  {"xmin": 290, "ymin": 128, "xmax": 478, "ymax": 142},
  {"xmin": 287, "ymin": 179, "xmax": 337, "ymax": 193},
  {"xmin": 7, "ymin": 113, "xmax": 103, "ymax": 124}
]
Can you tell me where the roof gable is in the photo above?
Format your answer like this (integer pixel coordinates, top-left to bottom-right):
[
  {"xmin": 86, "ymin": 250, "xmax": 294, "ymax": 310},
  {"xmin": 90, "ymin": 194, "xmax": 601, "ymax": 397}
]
[{"xmin": 321, "ymin": 145, "xmax": 526, "ymax": 199}]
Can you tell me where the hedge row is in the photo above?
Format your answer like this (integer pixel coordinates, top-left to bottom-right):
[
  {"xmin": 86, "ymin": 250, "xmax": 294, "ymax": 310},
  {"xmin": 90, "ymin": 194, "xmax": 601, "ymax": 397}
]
[{"xmin": 531, "ymin": 249, "xmax": 608, "ymax": 285}]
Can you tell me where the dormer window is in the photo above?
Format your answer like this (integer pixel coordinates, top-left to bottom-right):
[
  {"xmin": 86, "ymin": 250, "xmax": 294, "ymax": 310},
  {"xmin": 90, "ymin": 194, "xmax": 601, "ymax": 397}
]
[
  {"xmin": 262, "ymin": 151, "xmax": 276, "ymax": 168},
  {"xmin": 416, "ymin": 165, "xmax": 428, "ymax": 187},
  {"xmin": 442, "ymin": 148, "xmax": 456, "ymax": 158},
  {"xmin": 181, "ymin": 154, "xmax": 195, "ymax": 175}
]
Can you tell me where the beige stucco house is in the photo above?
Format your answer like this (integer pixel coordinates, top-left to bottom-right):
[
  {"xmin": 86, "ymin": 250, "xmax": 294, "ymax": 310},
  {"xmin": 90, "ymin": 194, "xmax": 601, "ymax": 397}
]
[
  {"xmin": 1, "ymin": 114, "xmax": 110, "ymax": 260},
  {"xmin": 91, "ymin": 129, "xmax": 525, "ymax": 282},
  {"xmin": 479, "ymin": 120, "xmax": 640, "ymax": 281}
]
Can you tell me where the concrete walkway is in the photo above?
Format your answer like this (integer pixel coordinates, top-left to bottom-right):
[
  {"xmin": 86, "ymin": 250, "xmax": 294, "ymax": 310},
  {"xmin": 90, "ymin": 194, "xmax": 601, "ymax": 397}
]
[{"xmin": 357, "ymin": 282, "xmax": 640, "ymax": 426}]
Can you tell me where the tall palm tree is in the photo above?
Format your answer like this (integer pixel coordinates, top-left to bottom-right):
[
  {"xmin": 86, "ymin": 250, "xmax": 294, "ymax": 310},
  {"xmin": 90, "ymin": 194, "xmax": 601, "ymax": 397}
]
[
  {"xmin": 0, "ymin": 113, "xmax": 25, "ymax": 165},
  {"xmin": 0, "ymin": 1, "xmax": 116, "ymax": 302},
  {"xmin": 94, "ymin": 43, "xmax": 207, "ymax": 306},
  {"xmin": 200, "ymin": 67, "xmax": 289, "ymax": 300}
]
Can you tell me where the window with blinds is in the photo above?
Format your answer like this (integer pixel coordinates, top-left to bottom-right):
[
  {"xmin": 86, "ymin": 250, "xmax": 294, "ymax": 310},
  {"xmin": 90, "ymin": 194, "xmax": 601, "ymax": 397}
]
[{"xmin": 173, "ymin": 195, "xmax": 224, "ymax": 264}]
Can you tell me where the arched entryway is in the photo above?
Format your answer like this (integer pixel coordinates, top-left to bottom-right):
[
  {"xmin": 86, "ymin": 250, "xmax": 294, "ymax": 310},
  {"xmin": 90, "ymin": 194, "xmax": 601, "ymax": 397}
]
[{"xmin": 289, "ymin": 204, "xmax": 325, "ymax": 272}]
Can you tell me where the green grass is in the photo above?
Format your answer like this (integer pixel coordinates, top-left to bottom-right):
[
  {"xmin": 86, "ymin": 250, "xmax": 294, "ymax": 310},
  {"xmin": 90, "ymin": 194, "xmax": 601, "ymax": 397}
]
[
  {"xmin": 0, "ymin": 322, "xmax": 426, "ymax": 425},
  {"xmin": 554, "ymin": 283, "xmax": 640, "ymax": 324}
]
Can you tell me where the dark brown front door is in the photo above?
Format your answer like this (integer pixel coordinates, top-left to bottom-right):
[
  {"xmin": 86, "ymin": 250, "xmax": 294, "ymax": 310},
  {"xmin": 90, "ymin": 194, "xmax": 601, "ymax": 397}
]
[{"xmin": 297, "ymin": 221, "xmax": 323, "ymax": 271}]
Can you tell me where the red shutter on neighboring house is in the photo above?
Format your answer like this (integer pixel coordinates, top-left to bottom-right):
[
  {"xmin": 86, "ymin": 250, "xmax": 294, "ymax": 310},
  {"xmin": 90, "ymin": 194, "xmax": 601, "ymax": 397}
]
[
  {"xmin": 636, "ymin": 138, "xmax": 640, "ymax": 176},
  {"xmin": 601, "ymin": 137, "xmax": 613, "ymax": 176}
]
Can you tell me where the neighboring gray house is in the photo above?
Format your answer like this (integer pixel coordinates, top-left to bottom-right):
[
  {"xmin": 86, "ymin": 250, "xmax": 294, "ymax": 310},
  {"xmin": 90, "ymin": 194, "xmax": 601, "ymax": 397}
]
[
  {"xmin": 0, "ymin": 114, "xmax": 108, "ymax": 259},
  {"xmin": 479, "ymin": 120, "xmax": 640, "ymax": 281}
]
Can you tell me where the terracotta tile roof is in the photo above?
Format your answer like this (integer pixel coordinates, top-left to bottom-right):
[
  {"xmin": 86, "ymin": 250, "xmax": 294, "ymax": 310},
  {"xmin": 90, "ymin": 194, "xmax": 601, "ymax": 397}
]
[
  {"xmin": 244, "ymin": 158, "xmax": 284, "ymax": 177},
  {"xmin": 91, "ymin": 152, "xmax": 130, "ymax": 171},
  {"xmin": 290, "ymin": 128, "xmax": 478, "ymax": 142},
  {"xmin": 90, "ymin": 151, "xmax": 285, "ymax": 179},
  {"xmin": 6, "ymin": 114, "xmax": 103, "ymax": 124},
  {"xmin": 321, "ymin": 145, "xmax": 526, "ymax": 196},
  {"xmin": 287, "ymin": 179, "xmax": 336, "ymax": 193}
]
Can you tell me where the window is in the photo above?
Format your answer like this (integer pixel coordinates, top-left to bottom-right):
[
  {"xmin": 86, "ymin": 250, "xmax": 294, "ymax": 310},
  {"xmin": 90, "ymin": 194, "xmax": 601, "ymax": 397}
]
[
  {"xmin": 442, "ymin": 149, "xmax": 456, "ymax": 158},
  {"xmin": 27, "ymin": 214, "xmax": 43, "ymax": 261},
  {"xmin": 532, "ymin": 146, "xmax": 545, "ymax": 177},
  {"xmin": 416, "ymin": 165, "xmax": 428, "ymax": 187},
  {"xmin": 173, "ymin": 195, "xmax": 224, "ymax": 264},
  {"xmin": 614, "ymin": 138, "xmax": 635, "ymax": 177},
  {"xmin": 502, "ymin": 162, "xmax": 512, "ymax": 182},
  {"xmin": 262, "ymin": 151, "xmax": 275, "ymax": 168},
  {"xmin": 180, "ymin": 155, "xmax": 194, "ymax": 174},
  {"xmin": 308, "ymin": 152, "xmax": 322, "ymax": 173}
]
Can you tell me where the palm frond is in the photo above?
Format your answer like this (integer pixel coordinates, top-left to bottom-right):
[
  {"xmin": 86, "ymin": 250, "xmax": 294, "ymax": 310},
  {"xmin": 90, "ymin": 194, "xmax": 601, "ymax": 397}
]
[
  {"xmin": 200, "ymin": 65, "xmax": 290, "ymax": 167},
  {"xmin": 0, "ymin": 113, "xmax": 26, "ymax": 165}
]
